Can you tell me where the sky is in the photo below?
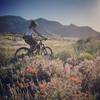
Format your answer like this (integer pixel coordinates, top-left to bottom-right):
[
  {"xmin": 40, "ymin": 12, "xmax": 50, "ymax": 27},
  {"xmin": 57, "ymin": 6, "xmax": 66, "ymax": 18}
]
[{"xmin": 0, "ymin": 0, "xmax": 100, "ymax": 31}]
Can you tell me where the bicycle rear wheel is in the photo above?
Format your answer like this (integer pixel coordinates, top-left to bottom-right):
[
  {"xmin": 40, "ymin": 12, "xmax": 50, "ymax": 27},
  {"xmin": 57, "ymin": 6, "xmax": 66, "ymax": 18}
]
[{"xmin": 15, "ymin": 47, "xmax": 30, "ymax": 61}]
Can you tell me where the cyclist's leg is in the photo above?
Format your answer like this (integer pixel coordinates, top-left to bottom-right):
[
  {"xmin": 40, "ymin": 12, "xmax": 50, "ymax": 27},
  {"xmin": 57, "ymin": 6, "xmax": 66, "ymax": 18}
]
[
  {"xmin": 23, "ymin": 36, "xmax": 31, "ymax": 46},
  {"xmin": 23, "ymin": 36, "xmax": 37, "ymax": 48},
  {"xmin": 30, "ymin": 37, "xmax": 37, "ymax": 48}
]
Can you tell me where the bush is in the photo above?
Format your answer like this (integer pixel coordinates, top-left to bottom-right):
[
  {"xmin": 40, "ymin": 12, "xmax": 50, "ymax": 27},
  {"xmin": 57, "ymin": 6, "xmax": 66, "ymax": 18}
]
[
  {"xmin": 74, "ymin": 38, "xmax": 100, "ymax": 56},
  {"xmin": 78, "ymin": 52, "xmax": 93, "ymax": 60},
  {"xmin": 54, "ymin": 51, "xmax": 71, "ymax": 61},
  {"xmin": 0, "ymin": 49, "xmax": 9, "ymax": 66},
  {"xmin": 0, "ymin": 47, "xmax": 15, "ymax": 67}
]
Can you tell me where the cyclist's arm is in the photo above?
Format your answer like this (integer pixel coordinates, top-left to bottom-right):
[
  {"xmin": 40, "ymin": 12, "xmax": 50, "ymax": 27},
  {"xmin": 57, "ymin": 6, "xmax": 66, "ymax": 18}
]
[{"xmin": 34, "ymin": 29, "xmax": 47, "ymax": 39}]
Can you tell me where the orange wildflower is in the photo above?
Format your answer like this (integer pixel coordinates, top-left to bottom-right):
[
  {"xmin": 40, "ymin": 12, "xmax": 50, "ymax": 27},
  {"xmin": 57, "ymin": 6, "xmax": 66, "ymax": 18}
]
[{"xmin": 68, "ymin": 76, "xmax": 81, "ymax": 84}]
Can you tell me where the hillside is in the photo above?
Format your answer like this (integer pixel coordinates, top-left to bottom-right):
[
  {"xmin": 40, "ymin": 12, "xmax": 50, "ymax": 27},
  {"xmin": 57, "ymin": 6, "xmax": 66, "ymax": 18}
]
[
  {"xmin": 0, "ymin": 15, "xmax": 100, "ymax": 38},
  {"xmin": 54, "ymin": 24, "xmax": 99, "ymax": 37}
]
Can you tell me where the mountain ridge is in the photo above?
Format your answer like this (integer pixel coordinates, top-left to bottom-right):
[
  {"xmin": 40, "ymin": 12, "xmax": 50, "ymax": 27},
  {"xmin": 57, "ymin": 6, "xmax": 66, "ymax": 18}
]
[{"xmin": 0, "ymin": 15, "xmax": 100, "ymax": 38}]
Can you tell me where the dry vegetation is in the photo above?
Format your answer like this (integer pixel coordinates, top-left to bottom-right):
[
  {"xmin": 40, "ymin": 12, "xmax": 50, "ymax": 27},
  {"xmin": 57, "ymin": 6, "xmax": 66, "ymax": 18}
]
[{"xmin": 0, "ymin": 34, "xmax": 100, "ymax": 100}]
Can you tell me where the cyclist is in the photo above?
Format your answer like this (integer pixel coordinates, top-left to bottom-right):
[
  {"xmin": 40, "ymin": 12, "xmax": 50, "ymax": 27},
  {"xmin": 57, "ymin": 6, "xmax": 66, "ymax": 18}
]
[{"xmin": 23, "ymin": 20, "xmax": 47, "ymax": 48}]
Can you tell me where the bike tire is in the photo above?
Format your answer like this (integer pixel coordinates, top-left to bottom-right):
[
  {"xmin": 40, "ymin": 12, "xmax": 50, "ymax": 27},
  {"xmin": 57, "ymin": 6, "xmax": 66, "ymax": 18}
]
[
  {"xmin": 15, "ymin": 47, "xmax": 30, "ymax": 61},
  {"xmin": 41, "ymin": 46, "xmax": 53, "ymax": 59}
]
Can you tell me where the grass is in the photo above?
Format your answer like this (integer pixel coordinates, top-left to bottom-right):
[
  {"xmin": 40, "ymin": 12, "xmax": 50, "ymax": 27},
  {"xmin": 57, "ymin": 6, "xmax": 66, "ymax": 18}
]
[
  {"xmin": 0, "ymin": 34, "xmax": 77, "ymax": 58},
  {"xmin": 44, "ymin": 39, "xmax": 75, "ymax": 54}
]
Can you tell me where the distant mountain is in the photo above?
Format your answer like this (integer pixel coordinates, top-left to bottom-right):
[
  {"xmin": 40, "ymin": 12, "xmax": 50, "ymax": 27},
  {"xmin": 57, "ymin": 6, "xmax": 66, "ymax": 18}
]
[
  {"xmin": 0, "ymin": 15, "xmax": 100, "ymax": 38},
  {"xmin": 35, "ymin": 18, "xmax": 63, "ymax": 36},
  {"xmin": 54, "ymin": 24, "xmax": 100, "ymax": 37},
  {"xmin": 0, "ymin": 15, "xmax": 29, "ymax": 33}
]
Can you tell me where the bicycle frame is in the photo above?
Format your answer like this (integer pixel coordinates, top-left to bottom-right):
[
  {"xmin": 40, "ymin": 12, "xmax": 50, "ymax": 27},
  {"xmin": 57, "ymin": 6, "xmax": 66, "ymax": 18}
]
[{"xmin": 30, "ymin": 40, "xmax": 45, "ymax": 53}]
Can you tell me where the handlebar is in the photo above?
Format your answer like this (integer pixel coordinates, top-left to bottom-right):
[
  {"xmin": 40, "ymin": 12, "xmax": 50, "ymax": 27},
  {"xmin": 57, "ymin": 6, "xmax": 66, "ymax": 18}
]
[{"xmin": 35, "ymin": 37, "xmax": 48, "ymax": 41}]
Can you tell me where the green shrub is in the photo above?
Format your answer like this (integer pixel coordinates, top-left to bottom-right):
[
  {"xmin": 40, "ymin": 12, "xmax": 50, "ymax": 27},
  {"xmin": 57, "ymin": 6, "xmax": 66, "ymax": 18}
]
[
  {"xmin": 54, "ymin": 51, "xmax": 71, "ymax": 61},
  {"xmin": 78, "ymin": 52, "xmax": 94, "ymax": 60},
  {"xmin": 74, "ymin": 38, "xmax": 100, "ymax": 56},
  {"xmin": 0, "ymin": 47, "xmax": 15, "ymax": 67},
  {"xmin": 0, "ymin": 50, "xmax": 10, "ymax": 66}
]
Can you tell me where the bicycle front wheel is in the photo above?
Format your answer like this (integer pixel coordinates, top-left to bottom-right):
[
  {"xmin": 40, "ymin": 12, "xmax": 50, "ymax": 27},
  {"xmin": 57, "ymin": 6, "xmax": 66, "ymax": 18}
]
[
  {"xmin": 41, "ymin": 46, "xmax": 53, "ymax": 59},
  {"xmin": 15, "ymin": 47, "xmax": 30, "ymax": 61}
]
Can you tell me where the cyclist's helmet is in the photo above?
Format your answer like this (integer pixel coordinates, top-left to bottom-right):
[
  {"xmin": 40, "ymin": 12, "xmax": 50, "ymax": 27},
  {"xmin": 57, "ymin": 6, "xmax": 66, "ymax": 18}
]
[{"xmin": 29, "ymin": 20, "xmax": 37, "ymax": 28}]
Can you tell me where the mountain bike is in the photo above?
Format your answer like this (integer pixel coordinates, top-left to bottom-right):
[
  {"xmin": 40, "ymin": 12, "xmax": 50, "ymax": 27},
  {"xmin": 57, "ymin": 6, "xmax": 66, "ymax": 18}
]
[{"xmin": 15, "ymin": 39, "xmax": 53, "ymax": 61}]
